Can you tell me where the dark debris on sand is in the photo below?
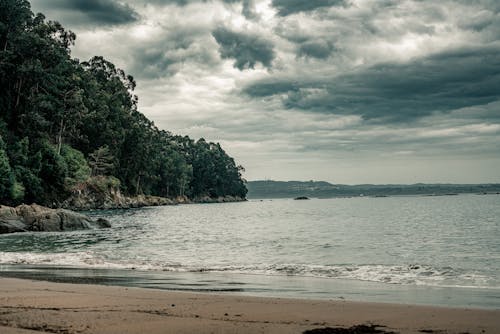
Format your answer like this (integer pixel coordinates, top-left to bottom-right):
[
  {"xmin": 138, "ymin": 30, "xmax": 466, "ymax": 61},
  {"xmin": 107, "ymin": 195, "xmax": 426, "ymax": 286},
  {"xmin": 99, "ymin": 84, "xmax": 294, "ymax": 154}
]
[{"xmin": 303, "ymin": 324, "xmax": 397, "ymax": 334}]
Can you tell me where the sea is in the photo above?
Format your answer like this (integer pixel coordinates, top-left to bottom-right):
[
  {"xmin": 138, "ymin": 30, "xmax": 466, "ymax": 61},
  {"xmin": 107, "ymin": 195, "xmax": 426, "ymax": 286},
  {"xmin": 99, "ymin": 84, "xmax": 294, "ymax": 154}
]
[{"xmin": 1, "ymin": 194, "xmax": 499, "ymax": 309}]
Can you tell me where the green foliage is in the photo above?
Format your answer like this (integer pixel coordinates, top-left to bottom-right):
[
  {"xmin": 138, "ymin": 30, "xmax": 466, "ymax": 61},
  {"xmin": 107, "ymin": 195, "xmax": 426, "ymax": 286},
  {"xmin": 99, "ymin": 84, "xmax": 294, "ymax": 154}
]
[
  {"xmin": 0, "ymin": 137, "xmax": 15, "ymax": 202},
  {"xmin": 156, "ymin": 148, "xmax": 192, "ymax": 197},
  {"xmin": 86, "ymin": 175, "xmax": 121, "ymax": 195},
  {"xmin": 38, "ymin": 141, "xmax": 68, "ymax": 203},
  {"xmin": 11, "ymin": 181, "xmax": 25, "ymax": 200},
  {"xmin": 15, "ymin": 165, "xmax": 43, "ymax": 203},
  {"xmin": 60, "ymin": 144, "xmax": 91, "ymax": 187},
  {"xmin": 0, "ymin": 1, "xmax": 247, "ymax": 205},
  {"xmin": 89, "ymin": 145, "xmax": 114, "ymax": 176},
  {"xmin": 189, "ymin": 139, "xmax": 247, "ymax": 198}
]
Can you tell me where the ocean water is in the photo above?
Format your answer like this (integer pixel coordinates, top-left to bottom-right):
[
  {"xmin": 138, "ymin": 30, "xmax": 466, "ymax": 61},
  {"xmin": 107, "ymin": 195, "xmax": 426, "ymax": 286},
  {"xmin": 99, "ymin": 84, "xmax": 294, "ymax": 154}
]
[{"xmin": 1, "ymin": 194, "xmax": 499, "ymax": 308}]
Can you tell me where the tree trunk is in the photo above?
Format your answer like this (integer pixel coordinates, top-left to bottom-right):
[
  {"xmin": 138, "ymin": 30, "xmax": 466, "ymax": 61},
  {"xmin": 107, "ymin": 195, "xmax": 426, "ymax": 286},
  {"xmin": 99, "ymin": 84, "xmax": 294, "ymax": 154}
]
[
  {"xmin": 57, "ymin": 118, "xmax": 65, "ymax": 155},
  {"xmin": 135, "ymin": 175, "xmax": 141, "ymax": 195},
  {"xmin": 3, "ymin": 30, "xmax": 8, "ymax": 51},
  {"xmin": 15, "ymin": 78, "xmax": 23, "ymax": 109}
]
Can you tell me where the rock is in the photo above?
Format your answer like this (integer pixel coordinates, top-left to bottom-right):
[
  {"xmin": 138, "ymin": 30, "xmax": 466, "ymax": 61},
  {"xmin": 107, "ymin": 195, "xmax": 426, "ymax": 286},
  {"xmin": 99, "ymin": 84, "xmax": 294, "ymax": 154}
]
[
  {"xmin": 0, "ymin": 204, "xmax": 110, "ymax": 235},
  {"xmin": 0, "ymin": 218, "xmax": 27, "ymax": 234},
  {"xmin": 62, "ymin": 186, "xmax": 181, "ymax": 210},
  {"xmin": 57, "ymin": 209, "xmax": 93, "ymax": 230},
  {"xmin": 62, "ymin": 177, "xmax": 246, "ymax": 210},
  {"xmin": 294, "ymin": 196, "xmax": 310, "ymax": 200},
  {"xmin": 0, "ymin": 205, "xmax": 18, "ymax": 218},
  {"xmin": 192, "ymin": 196, "xmax": 246, "ymax": 204},
  {"xmin": 95, "ymin": 217, "xmax": 111, "ymax": 228}
]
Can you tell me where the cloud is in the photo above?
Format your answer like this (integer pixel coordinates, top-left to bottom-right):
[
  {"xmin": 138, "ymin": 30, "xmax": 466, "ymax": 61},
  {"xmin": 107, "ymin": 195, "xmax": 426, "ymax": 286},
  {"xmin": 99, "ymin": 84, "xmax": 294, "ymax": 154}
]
[
  {"xmin": 129, "ymin": 35, "xmax": 220, "ymax": 79},
  {"xmin": 28, "ymin": 0, "xmax": 500, "ymax": 183},
  {"xmin": 212, "ymin": 26, "xmax": 275, "ymax": 70},
  {"xmin": 30, "ymin": 0, "xmax": 138, "ymax": 26},
  {"xmin": 136, "ymin": 0, "xmax": 257, "ymax": 19},
  {"xmin": 297, "ymin": 39, "xmax": 336, "ymax": 59},
  {"xmin": 271, "ymin": 0, "xmax": 347, "ymax": 16},
  {"xmin": 244, "ymin": 45, "xmax": 500, "ymax": 123}
]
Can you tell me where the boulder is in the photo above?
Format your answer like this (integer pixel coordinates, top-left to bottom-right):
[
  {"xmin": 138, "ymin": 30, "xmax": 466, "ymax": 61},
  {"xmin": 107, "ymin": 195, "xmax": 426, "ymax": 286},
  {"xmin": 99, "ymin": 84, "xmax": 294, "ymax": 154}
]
[
  {"xmin": 57, "ymin": 209, "xmax": 93, "ymax": 230},
  {"xmin": 0, "ymin": 218, "xmax": 27, "ymax": 234},
  {"xmin": 0, "ymin": 204, "xmax": 110, "ymax": 235}
]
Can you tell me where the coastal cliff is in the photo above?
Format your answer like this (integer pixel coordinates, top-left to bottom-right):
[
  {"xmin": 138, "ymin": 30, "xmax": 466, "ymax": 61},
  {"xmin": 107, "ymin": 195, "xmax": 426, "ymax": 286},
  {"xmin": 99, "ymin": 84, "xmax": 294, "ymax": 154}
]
[{"xmin": 62, "ymin": 188, "xmax": 246, "ymax": 210}]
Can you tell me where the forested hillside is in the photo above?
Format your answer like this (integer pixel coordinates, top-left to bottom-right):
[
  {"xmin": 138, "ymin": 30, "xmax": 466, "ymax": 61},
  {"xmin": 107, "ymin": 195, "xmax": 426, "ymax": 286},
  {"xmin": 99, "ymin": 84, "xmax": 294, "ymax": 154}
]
[
  {"xmin": 0, "ymin": 0, "xmax": 247, "ymax": 206},
  {"xmin": 246, "ymin": 181, "xmax": 500, "ymax": 199}
]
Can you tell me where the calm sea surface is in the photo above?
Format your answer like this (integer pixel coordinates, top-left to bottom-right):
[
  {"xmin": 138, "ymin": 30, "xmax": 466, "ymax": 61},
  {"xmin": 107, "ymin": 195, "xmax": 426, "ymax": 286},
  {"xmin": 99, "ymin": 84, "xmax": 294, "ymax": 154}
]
[{"xmin": 1, "ymin": 194, "xmax": 499, "ymax": 308}]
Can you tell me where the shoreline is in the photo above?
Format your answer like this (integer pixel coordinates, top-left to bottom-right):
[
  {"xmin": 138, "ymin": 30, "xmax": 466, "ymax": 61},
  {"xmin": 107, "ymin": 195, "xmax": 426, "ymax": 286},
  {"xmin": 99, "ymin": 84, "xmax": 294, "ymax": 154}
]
[
  {"xmin": 1, "ymin": 264, "xmax": 499, "ymax": 310},
  {"xmin": 0, "ymin": 277, "xmax": 499, "ymax": 334},
  {"xmin": 62, "ymin": 194, "xmax": 247, "ymax": 211}
]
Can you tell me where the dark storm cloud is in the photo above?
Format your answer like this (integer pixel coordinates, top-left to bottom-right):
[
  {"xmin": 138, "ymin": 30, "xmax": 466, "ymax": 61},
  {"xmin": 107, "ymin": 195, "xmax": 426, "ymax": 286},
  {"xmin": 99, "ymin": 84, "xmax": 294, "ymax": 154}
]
[
  {"xmin": 455, "ymin": 0, "xmax": 500, "ymax": 13},
  {"xmin": 128, "ymin": 29, "xmax": 219, "ymax": 79},
  {"xmin": 244, "ymin": 46, "xmax": 500, "ymax": 123},
  {"xmin": 143, "ymin": 0, "xmax": 223, "ymax": 5},
  {"xmin": 138, "ymin": 0, "xmax": 257, "ymax": 19},
  {"xmin": 297, "ymin": 40, "xmax": 336, "ymax": 59},
  {"xmin": 240, "ymin": 0, "xmax": 258, "ymax": 20},
  {"xmin": 32, "ymin": 0, "xmax": 138, "ymax": 26},
  {"xmin": 271, "ymin": 0, "xmax": 347, "ymax": 16},
  {"xmin": 212, "ymin": 27, "xmax": 275, "ymax": 70}
]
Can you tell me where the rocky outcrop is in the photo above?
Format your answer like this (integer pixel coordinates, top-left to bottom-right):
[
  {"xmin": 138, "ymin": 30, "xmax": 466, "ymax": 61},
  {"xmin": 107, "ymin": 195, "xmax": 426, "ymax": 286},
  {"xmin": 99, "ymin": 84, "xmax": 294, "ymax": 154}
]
[
  {"xmin": 193, "ymin": 195, "xmax": 246, "ymax": 204},
  {"xmin": 61, "ymin": 175, "xmax": 246, "ymax": 210},
  {"xmin": 63, "ymin": 184, "xmax": 246, "ymax": 210},
  {"xmin": 0, "ymin": 204, "xmax": 110, "ymax": 234},
  {"xmin": 63, "ymin": 190, "xmax": 184, "ymax": 210}
]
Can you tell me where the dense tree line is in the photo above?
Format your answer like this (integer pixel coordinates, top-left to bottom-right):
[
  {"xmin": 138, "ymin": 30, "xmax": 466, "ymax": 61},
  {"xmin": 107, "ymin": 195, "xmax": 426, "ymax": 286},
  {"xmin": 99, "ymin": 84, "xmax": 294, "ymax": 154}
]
[{"xmin": 0, "ymin": 0, "xmax": 247, "ymax": 206}]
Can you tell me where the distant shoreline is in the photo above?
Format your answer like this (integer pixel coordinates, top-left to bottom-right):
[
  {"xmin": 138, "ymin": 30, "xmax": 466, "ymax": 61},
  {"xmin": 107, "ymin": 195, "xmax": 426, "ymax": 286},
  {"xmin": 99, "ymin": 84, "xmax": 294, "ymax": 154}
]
[
  {"xmin": 246, "ymin": 180, "xmax": 500, "ymax": 199},
  {"xmin": 249, "ymin": 192, "xmax": 500, "ymax": 200}
]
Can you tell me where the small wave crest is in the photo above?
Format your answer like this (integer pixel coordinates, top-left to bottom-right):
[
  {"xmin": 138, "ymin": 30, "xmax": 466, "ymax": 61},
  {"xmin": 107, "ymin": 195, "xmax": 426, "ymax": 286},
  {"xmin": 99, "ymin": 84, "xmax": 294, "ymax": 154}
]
[{"xmin": 0, "ymin": 251, "xmax": 496, "ymax": 289}]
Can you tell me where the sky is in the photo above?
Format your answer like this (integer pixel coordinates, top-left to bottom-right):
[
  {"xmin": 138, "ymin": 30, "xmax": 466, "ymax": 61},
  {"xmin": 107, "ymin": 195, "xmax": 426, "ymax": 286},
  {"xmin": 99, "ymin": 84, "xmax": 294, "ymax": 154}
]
[{"xmin": 29, "ymin": 0, "xmax": 500, "ymax": 184}]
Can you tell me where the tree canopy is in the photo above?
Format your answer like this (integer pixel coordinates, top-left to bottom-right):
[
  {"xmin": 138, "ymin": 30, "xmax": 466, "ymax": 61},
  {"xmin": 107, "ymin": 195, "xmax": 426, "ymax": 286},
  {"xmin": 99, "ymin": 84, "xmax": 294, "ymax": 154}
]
[{"xmin": 0, "ymin": 0, "xmax": 247, "ymax": 205}]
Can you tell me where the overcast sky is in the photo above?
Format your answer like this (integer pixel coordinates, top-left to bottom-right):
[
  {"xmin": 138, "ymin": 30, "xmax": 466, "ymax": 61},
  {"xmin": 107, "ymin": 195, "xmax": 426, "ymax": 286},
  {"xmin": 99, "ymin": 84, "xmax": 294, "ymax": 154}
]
[{"xmin": 30, "ymin": 0, "xmax": 500, "ymax": 184}]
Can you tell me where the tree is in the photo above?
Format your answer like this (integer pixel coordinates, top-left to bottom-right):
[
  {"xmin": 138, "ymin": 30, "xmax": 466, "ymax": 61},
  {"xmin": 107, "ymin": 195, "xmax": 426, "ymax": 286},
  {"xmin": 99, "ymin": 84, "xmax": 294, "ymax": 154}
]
[
  {"xmin": 89, "ymin": 145, "xmax": 114, "ymax": 176},
  {"xmin": 0, "ymin": 137, "xmax": 15, "ymax": 202},
  {"xmin": 0, "ymin": 2, "xmax": 247, "ymax": 205},
  {"xmin": 60, "ymin": 144, "xmax": 90, "ymax": 187},
  {"xmin": 156, "ymin": 148, "xmax": 192, "ymax": 197},
  {"xmin": 0, "ymin": 0, "xmax": 31, "ymax": 52},
  {"xmin": 38, "ymin": 140, "xmax": 68, "ymax": 204}
]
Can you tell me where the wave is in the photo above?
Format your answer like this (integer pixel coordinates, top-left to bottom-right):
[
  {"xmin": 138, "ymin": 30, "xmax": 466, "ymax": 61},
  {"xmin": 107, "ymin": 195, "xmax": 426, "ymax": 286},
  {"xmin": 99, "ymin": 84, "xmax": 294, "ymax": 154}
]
[{"xmin": 0, "ymin": 251, "xmax": 497, "ymax": 289}]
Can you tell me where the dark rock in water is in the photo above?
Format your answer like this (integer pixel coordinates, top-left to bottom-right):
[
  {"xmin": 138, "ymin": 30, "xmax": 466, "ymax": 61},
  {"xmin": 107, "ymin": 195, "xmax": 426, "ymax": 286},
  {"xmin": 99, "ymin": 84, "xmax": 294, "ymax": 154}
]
[
  {"xmin": 294, "ymin": 196, "xmax": 310, "ymax": 200},
  {"xmin": 0, "ymin": 204, "xmax": 110, "ymax": 234},
  {"xmin": 96, "ymin": 217, "xmax": 112, "ymax": 228}
]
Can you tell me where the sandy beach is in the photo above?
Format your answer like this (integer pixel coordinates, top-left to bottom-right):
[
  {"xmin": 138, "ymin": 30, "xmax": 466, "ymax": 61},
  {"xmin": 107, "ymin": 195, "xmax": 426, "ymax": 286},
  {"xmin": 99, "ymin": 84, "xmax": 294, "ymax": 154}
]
[{"xmin": 0, "ymin": 277, "xmax": 498, "ymax": 334}]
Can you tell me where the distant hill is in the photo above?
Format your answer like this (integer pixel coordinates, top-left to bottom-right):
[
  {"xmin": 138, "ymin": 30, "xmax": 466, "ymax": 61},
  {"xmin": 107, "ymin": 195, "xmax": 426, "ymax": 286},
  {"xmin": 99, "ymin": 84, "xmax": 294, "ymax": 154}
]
[{"xmin": 246, "ymin": 180, "xmax": 500, "ymax": 199}]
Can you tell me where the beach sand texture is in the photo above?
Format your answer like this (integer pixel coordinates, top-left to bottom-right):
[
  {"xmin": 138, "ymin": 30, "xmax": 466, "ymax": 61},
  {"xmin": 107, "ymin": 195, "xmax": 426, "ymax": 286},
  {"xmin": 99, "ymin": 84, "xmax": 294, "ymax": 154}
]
[{"xmin": 0, "ymin": 277, "xmax": 498, "ymax": 334}]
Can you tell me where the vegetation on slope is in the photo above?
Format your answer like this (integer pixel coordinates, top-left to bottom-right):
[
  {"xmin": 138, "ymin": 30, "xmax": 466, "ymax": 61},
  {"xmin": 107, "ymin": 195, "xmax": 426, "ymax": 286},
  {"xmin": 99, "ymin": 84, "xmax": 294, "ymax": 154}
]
[{"xmin": 0, "ymin": 0, "xmax": 247, "ymax": 206}]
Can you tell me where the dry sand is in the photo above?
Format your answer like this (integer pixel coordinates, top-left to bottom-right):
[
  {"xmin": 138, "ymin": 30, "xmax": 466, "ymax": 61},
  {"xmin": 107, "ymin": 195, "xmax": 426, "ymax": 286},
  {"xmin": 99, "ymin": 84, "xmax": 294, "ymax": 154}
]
[{"xmin": 0, "ymin": 277, "xmax": 498, "ymax": 334}]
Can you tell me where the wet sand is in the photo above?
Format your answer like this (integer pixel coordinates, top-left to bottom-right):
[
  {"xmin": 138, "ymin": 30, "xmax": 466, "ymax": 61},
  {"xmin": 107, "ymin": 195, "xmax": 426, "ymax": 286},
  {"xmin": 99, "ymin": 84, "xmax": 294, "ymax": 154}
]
[{"xmin": 0, "ymin": 277, "xmax": 498, "ymax": 334}]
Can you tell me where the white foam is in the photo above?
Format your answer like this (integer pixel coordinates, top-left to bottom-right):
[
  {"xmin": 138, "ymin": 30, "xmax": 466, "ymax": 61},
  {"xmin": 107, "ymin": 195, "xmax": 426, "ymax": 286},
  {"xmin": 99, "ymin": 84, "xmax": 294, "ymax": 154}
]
[{"xmin": 0, "ymin": 252, "xmax": 496, "ymax": 289}]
